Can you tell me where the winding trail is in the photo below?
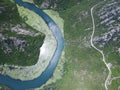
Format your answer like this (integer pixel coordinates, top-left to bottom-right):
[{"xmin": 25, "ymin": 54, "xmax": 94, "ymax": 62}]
[{"xmin": 90, "ymin": 2, "xmax": 112, "ymax": 90}]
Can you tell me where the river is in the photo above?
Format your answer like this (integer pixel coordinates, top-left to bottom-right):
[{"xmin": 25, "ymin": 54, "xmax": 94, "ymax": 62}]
[{"xmin": 0, "ymin": 0, "xmax": 65, "ymax": 90}]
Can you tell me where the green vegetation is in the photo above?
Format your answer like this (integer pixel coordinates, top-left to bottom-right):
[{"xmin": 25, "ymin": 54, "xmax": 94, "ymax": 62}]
[
  {"xmin": 33, "ymin": 0, "xmax": 119, "ymax": 90},
  {"xmin": 0, "ymin": 0, "xmax": 119, "ymax": 90},
  {"xmin": 55, "ymin": 1, "xmax": 108, "ymax": 90},
  {"xmin": 0, "ymin": 0, "xmax": 45, "ymax": 66},
  {"xmin": 33, "ymin": 0, "xmax": 80, "ymax": 11},
  {"xmin": 0, "ymin": 35, "xmax": 44, "ymax": 66},
  {"xmin": 33, "ymin": 0, "xmax": 44, "ymax": 6},
  {"xmin": 33, "ymin": 0, "xmax": 110, "ymax": 90},
  {"xmin": 0, "ymin": 85, "xmax": 12, "ymax": 90},
  {"xmin": 0, "ymin": 0, "xmax": 21, "ymax": 23},
  {"xmin": 93, "ymin": 0, "xmax": 120, "ymax": 89},
  {"xmin": 109, "ymin": 78, "xmax": 120, "ymax": 90}
]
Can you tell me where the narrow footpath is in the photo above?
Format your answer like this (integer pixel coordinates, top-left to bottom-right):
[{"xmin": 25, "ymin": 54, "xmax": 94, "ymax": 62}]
[{"xmin": 90, "ymin": 2, "xmax": 112, "ymax": 90}]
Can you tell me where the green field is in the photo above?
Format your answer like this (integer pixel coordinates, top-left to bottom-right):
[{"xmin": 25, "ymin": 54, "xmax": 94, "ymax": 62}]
[
  {"xmin": 37, "ymin": 0, "xmax": 108, "ymax": 90},
  {"xmin": 0, "ymin": 0, "xmax": 120, "ymax": 90},
  {"xmin": 93, "ymin": 0, "xmax": 120, "ymax": 90}
]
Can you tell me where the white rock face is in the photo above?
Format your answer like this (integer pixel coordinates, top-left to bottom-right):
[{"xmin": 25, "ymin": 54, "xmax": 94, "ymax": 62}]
[{"xmin": 118, "ymin": 48, "xmax": 120, "ymax": 54}]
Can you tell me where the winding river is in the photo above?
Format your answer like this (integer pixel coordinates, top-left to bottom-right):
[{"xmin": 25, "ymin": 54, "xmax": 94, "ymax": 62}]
[{"xmin": 0, "ymin": 0, "xmax": 65, "ymax": 90}]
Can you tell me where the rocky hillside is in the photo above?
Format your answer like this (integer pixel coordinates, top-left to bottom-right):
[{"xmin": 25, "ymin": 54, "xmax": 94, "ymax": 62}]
[
  {"xmin": 0, "ymin": 0, "xmax": 45, "ymax": 66},
  {"xmin": 93, "ymin": 1, "xmax": 120, "ymax": 83},
  {"xmin": 33, "ymin": 0, "xmax": 80, "ymax": 11},
  {"xmin": 93, "ymin": 0, "xmax": 120, "ymax": 55}
]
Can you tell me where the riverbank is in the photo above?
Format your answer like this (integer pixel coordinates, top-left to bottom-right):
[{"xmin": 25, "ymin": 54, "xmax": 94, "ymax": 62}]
[
  {"xmin": 50, "ymin": 0, "xmax": 108, "ymax": 90},
  {"xmin": 0, "ymin": 0, "xmax": 65, "ymax": 89},
  {"xmin": 0, "ymin": 3, "xmax": 65, "ymax": 82}
]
